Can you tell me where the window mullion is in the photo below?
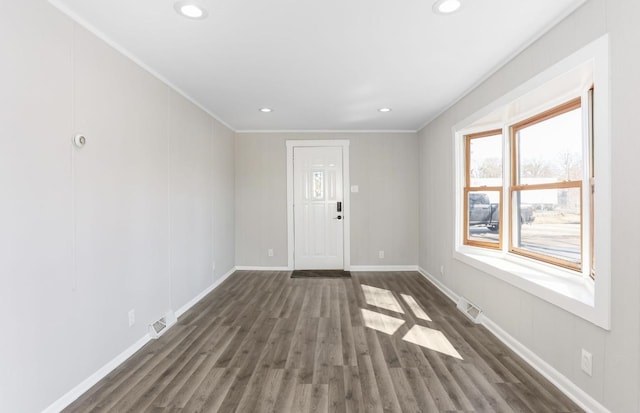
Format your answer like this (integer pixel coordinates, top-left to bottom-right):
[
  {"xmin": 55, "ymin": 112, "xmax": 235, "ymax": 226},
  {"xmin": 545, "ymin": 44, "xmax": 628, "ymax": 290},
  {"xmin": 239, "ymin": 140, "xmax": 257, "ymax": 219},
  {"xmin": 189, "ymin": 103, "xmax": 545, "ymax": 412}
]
[{"xmin": 502, "ymin": 126, "xmax": 511, "ymax": 253}]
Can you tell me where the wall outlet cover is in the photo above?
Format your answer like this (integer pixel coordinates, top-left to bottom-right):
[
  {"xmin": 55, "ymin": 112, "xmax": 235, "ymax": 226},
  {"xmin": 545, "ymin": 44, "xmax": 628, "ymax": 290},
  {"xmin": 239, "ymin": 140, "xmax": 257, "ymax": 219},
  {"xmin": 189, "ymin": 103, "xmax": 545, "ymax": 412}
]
[{"xmin": 581, "ymin": 349, "xmax": 593, "ymax": 376}]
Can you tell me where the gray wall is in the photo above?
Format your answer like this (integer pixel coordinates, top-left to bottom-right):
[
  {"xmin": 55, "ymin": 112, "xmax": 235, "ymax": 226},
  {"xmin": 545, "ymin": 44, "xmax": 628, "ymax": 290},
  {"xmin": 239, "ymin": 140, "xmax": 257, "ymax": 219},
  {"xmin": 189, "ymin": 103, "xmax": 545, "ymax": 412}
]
[
  {"xmin": 0, "ymin": 1, "xmax": 235, "ymax": 412},
  {"xmin": 235, "ymin": 132, "xmax": 419, "ymax": 268},
  {"xmin": 418, "ymin": 0, "xmax": 639, "ymax": 411}
]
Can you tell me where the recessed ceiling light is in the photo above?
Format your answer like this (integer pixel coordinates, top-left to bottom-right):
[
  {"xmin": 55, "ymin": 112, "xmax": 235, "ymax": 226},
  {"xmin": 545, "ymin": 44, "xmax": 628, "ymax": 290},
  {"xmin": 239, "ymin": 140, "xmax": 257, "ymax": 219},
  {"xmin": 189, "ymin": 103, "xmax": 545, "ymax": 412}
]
[
  {"xmin": 174, "ymin": 1, "xmax": 208, "ymax": 19},
  {"xmin": 378, "ymin": 107, "xmax": 392, "ymax": 113},
  {"xmin": 259, "ymin": 108, "xmax": 273, "ymax": 113},
  {"xmin": 432, "ymin": 0, "xmax": 461, "ymax": 15}
]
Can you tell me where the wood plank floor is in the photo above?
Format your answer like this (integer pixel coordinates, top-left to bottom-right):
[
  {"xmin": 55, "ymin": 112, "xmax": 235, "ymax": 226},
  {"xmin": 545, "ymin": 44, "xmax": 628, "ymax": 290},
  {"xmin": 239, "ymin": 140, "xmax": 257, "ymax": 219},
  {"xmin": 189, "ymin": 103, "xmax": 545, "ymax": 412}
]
[{"xmin": 64, "ymin": 271, "xmax": 583, "ymax": 412}]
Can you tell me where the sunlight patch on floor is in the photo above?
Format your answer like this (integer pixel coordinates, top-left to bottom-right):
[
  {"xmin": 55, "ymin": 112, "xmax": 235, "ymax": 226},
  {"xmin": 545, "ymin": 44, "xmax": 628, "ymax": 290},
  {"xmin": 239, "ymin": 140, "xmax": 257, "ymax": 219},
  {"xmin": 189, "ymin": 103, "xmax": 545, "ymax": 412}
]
[
  {"xmin": 402, "ymin": 325, "xmax": 463, "ymax": 360},
  {"xmin": 400, "ymin": 294, "xmax": 432, "ymax": 321},
  {"xmin": 361, "ymin": 308, "xmax": 405, "ymax": 335},
  {"xmin": 361, "ymin": 284, "xmax": 404, "ymax": 314}
]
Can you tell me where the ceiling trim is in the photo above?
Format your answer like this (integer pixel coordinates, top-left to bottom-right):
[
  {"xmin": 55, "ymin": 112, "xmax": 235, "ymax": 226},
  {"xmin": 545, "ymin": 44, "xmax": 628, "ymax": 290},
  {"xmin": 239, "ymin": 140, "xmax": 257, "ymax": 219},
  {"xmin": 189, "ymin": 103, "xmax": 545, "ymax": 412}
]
[
  {"xmin": 416, "ymin": 0, "xmax": 588, "ymax": 133},
  {"xmin": 47, "ymin": 0, "xmax": 237, "ymax": 132},
  {"xmin": 235, "ymin": 129, "xmax": 418, "ymax": 134}
]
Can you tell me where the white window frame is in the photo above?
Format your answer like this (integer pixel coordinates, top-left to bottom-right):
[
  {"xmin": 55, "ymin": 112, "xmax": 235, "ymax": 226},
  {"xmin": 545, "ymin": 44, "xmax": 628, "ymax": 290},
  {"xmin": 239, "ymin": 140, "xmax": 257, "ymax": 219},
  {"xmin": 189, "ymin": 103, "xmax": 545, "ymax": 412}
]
[{"xmin": 453, "ymin": 35, "xmax": 610, "ymax": 330}]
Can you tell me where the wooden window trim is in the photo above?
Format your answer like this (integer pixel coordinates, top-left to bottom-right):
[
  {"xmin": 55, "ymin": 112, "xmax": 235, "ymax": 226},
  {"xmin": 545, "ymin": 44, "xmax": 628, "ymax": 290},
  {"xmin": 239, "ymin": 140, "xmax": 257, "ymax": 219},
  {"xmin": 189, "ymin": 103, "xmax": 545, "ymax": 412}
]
[
  {"xmin": 510, "ymin": 98, "xmax": 582, "ymax": 136},
  {"xmin": 509, "ymin": 185, "xmax": 583, "ymax": 271},
  {"xmin": 509, "ymin": 98, "xmax": 584, "ymax": 271},
  {"xmin": 461, "ymin": 96, "xmax": 594, "ymax": 277},
  {"xmin": 588, "ymin": 87, "xmax": 595, "ymax": 280},
  {"xmin": 464, "ymin": 187, "xmax": 503, "ymax": 249},
  {"xmin": 464, "ymin": 129, "xmax": 503, "ymax": 249}
]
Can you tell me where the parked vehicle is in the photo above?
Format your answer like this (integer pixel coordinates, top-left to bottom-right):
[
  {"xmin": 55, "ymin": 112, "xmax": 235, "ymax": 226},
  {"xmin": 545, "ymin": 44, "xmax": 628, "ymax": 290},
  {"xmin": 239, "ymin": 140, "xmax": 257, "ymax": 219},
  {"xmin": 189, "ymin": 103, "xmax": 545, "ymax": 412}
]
[{"xmin": 468, "ymin": 193, "xmax": 534, "ymax": 232}]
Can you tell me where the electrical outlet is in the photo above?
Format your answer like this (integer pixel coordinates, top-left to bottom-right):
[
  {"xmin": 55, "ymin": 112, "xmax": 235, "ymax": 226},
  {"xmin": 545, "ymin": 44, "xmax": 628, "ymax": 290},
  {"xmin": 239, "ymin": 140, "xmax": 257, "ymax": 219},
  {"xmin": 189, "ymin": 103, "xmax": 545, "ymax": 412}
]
[
  {"xmin": 268, "ymin": 248, "xmax": 274, "ymax": 257},
  {"xmin": 440, "ymin": 265, "xmax": 444, "ymax": 276},
  {"xmin": 581, "ymin": 349, "xmax": 592, "ymax": 376},
  {"xmin": 378, "ymin": 250, "xmax": 384, "ymax": 259},
  {"xmin": 128, "ymin": 309, "xmax": 136, "ymax": 327}
]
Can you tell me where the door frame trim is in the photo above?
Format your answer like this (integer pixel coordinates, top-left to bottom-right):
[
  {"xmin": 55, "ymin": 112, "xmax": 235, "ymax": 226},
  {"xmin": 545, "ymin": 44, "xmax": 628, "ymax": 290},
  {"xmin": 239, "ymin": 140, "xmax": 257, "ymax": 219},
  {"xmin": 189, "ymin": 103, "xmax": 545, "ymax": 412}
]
[{"xmin": 286, "ymin": 140, "xmax": 351, "ymax": 270}]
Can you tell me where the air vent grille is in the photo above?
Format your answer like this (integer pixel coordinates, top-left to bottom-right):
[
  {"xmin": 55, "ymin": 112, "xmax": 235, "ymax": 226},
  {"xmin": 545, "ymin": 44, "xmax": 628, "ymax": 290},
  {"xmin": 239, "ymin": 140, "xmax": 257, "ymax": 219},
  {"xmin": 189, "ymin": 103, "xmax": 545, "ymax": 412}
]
[
  {"xmin": 457, "ymin": 297, "xmax": 482, "ymax": 323},
  {"xmin": 149, "ymin": 311, "xmax": 177, "ymax": 339}
]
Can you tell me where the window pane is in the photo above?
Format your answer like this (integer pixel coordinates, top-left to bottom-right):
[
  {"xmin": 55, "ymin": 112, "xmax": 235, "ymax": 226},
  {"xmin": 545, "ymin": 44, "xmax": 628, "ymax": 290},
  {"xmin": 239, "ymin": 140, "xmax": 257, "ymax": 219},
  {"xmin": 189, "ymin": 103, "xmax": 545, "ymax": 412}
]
[
  {"xmin": 514, "ymin": 188, "xmax": 581, "ymax": 265},
  {"xmin": 469, "ymin": 133, "xmax": 502, "ymax": 187},
  {"xmin": 313, "ymin": 171, "xmax": 324, "ymax": 199},
  {"xmin": 467, "ymin": 190, "xmax": 500, "ymax": 245},
  {"xmin": 516, "ymin": 107, "xmax": 582, "ymax": 185}
]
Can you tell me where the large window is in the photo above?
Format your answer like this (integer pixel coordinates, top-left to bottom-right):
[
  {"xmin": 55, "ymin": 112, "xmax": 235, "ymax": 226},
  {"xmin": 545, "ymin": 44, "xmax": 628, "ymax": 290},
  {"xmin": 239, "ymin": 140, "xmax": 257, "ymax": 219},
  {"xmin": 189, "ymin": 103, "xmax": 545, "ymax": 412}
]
[
  {"xmin": 454, "ymin": 35, "xmax": 610, "ymax": 329},
  {"xmin": 463, "ymin": 96, "xmax": 592, "ymax": 273}
]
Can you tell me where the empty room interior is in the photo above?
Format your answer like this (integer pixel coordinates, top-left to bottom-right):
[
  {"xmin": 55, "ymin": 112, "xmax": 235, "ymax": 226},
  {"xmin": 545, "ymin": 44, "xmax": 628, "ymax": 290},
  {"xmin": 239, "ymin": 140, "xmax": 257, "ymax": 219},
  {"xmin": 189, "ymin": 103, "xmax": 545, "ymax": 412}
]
[{"xmin": 2, "ymin": 0, "xmax": 639, "ymax": 412}]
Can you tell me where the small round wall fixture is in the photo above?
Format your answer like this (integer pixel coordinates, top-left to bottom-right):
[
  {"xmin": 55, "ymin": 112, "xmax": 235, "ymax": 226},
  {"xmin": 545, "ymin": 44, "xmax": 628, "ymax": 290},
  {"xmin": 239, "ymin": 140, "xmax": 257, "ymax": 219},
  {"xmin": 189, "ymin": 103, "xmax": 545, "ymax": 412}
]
[
  {"xmin": 378, "ymin": 107, "xmax": 392, "ymax": 113},
  {"xmin": 432, "ymin": 0, "xmax": 461, "ymax": 15},
  {"xmin": 73, "ymin": 134, "xmax": 86, "ymax": 148},
  {"xmin": 259, "ymin": 107, "xmax": 273, "ymax": 113},
  {"xmin": 174, "ymin": 1, "xmax": 208, "ymax": 19}
]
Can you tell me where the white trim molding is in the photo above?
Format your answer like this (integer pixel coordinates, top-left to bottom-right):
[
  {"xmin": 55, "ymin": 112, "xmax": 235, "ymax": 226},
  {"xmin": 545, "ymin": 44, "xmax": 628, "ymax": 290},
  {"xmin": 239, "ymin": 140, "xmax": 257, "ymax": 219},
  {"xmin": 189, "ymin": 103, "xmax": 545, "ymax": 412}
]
[
  {"xmin": 417, "ymin": 267, "xmax": 460, "ymax": 303},
  {"xmin": 286, "ymin": 140, "xmax": 351, "ymax": 271},
  {"xmin": 237, "ymin": 129, "xmax": 417, "ymax": 134},
  {"xmin": 43, "ymin": 266, "xmax": 238, "ymax": 413},
  {"xmin": 418, "ymin": 267, "xmax": 610, "ymax": 413},
  {"xmin": 42, "ymin": 334, "xmax": 151, "ymax": 413},
  {"xmin": 235, "ymin": 266, "xmax": 291, "ymax": 271},
  {"xmin": 350, "ymin": 265, "xmax": 419, "ymax": 272},
  {"xmin": 175, "ymin": 266, "xmax": 237, "ymax": 318},
  {"xmin": 479, "ymin": 317, "xmax": 611, "ymax": 413},
  {"xmin": 47, "ymin": 0, "xmax": 235, "ymax": 133}
]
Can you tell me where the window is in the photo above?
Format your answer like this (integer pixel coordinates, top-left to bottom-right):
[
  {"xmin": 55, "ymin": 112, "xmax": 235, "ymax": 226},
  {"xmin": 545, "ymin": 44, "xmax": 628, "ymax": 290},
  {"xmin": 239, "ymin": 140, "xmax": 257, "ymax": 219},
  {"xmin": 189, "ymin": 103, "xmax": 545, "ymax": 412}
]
[
  {"xmin": 454, "ymin": 35, "xmax": 610, "ymax": 329},
  {"xmin": 463, "ymin": 96, "xmax": 592, "ymax": 273},
  {"xmin": 464, "ymin": 130, "xmax": 503, "ymax": 248},
  {"xmin": 510, "ymin": 97, "xmax": 589, "ymax": 271}
]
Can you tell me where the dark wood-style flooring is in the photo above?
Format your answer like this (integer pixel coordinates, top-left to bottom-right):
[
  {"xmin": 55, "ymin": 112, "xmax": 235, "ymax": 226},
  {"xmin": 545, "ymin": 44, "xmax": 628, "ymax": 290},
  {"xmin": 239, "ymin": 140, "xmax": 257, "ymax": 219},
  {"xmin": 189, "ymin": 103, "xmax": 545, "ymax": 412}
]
[{"xmin": 64, "ymin": 270, "xmax": 583, "ymax": 412}]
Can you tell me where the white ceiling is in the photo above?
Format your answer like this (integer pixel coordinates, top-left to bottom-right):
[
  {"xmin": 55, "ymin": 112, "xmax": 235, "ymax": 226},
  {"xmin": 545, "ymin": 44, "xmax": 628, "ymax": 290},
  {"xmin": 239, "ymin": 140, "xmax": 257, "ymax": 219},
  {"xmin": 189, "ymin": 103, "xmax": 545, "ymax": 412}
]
[{"xmin": 50, "ymin": 0, "xmax": 585, "ymax": 131}]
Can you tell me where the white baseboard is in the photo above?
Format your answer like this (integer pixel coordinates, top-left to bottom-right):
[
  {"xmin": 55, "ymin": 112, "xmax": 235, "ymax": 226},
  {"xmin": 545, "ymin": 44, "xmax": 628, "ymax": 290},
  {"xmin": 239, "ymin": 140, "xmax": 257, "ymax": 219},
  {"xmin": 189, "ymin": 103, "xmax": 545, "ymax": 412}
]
[
  {"xmin": 234, "ymin": 265, "xmax": 419, "ymax": 272},
  {"xmin": 479, "ymin": 316, "xmax": 610, "ymax": 413},
  {"xmin": 42, "ymin": 334, "xmax": 151, "ymax": 413},
  {"xmin": 350, "ymin": 265, "xmax": 419, "ymax": 272},
  {"xmin": 175, "ymin": 266, "xmax": 237, "ymax": 318},
  {"xmin": 43, "ymin": 266, "xmax": 238, "ymax": 413},
  {"xmin": 417, "ymin": 267, "xmax": 610, "ymax": 413},
  {"xmin": 417, "ymin": 267, "xmax": 460, "ymax": 303}
]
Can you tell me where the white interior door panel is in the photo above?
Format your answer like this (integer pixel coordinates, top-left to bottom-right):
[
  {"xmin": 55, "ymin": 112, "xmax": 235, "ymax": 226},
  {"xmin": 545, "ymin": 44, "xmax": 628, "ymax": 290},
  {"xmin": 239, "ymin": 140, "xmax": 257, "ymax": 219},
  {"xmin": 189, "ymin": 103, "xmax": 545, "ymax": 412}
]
[{"xmin": 294, "ymin": 146, "xmax": 344, "ymax": 269}]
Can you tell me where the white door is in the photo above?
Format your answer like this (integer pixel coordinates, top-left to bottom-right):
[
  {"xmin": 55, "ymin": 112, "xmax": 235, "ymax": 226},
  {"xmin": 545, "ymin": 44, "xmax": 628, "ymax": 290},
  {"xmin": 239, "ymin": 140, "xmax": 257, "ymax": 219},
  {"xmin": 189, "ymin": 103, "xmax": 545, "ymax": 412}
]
[{"xmin": 294, "ymin": 146, "xmax": 344, "ymax": 269}]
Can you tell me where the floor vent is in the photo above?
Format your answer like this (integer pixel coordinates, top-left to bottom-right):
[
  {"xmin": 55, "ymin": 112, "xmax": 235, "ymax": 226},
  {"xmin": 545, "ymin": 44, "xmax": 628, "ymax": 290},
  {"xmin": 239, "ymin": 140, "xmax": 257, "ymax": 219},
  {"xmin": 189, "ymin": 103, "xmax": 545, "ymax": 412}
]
[
  {"xmin": 457, "ymin": 297, "xmax": 482, "ymax": 323},
  {"xmin": 149, "ymin": 311, "xmax": 177, "ymax": 339}
]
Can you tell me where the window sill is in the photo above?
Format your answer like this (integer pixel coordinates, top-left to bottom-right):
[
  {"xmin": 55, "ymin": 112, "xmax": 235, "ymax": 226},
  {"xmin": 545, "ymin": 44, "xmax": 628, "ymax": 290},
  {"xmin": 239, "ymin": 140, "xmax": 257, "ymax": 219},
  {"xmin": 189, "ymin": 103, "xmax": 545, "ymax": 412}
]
[{"xmin": 454, "ymin": 246, "xmax": 607, "ymax": 328}]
